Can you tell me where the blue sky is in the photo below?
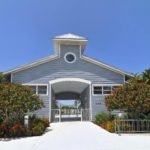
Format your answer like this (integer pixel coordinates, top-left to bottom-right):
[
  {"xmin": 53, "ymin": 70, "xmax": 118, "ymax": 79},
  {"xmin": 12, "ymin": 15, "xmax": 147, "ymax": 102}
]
[{"xmin": 0, "ymin": 0, "xmax": 150, "ymax": 74}]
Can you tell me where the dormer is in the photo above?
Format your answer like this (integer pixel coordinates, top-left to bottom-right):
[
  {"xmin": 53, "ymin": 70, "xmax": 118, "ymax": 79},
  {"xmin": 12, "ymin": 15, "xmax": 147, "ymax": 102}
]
[{"xmin": 53, "ymin": 33, "xmax": 88, "ymax": 56}]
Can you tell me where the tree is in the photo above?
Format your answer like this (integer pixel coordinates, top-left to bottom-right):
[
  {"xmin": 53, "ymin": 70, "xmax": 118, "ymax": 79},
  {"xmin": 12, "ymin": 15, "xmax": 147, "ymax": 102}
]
[
  {"xmin": 128, "ymin": 68, "xmax": 150, "ymax": 85},
  {"xmin": 105, "ymin": 83, "xmax": 150, "ymax": 118},
  {"xmin": 0, "ymin": 83, "xmax": 44, "ymax": 120},
  {"xmin": 128, "ymin": 74, "xmax": 143, "ymax": 83},
  {"xmin": 143, "ymin": 68, "xmax": 150, "ymax": 84},
  {"xmin": 0, "ymin": 73, "xmax": 7, "ymax": 84}
]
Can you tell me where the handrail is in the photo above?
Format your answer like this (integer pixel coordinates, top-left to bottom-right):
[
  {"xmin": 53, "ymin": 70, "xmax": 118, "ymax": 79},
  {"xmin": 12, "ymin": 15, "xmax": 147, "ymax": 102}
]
[{"xmin": 115, "ymin": 119, "xmax": 150, "ymax": 133}]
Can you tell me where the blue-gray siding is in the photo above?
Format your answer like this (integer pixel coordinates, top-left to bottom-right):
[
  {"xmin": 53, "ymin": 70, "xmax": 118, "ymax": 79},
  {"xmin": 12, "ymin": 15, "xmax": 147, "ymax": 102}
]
[{"xmin": 12, "ymin": 44, "xmax": 124, "ymax": 119}]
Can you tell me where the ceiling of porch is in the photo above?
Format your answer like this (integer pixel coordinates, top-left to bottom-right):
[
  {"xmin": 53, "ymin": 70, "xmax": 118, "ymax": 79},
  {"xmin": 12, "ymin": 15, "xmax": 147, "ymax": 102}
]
[{"xmin": 51, "ymin": 81, "xmax": 89, "ymax": 94}]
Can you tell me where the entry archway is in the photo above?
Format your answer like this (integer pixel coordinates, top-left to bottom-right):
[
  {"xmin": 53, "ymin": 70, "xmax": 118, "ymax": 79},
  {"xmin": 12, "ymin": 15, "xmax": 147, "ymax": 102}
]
[{"xmin": 49, "ymin": 78, "xmax": 92, "ymax": 122}]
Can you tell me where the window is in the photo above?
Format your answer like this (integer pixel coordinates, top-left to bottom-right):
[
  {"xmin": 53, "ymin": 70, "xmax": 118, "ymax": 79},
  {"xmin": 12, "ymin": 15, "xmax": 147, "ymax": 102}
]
[
  {"xmin": 93, "ymin": 85, "xmax": 120, "ymax": 95},
  {"xmin": 64, "ymin": 52, "xmax": 76, "ymax": 63},
  {"xmin": 103, "ymin": 86, "xmax": 111, "ymax": 94},
  {"xmin": 27, "ymin": 85, "xmax": 48, "ymax": 95},
  {"xmin": 38, "ymin": 85, "xmax": 47, "ymax": 94},
  {"xmin": 93, "ymin": 86, "xmax": 102, "ymax": 94}
]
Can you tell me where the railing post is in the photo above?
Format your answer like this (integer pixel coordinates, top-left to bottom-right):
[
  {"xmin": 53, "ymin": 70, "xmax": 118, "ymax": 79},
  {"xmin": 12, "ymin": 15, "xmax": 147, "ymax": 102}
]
[
  {"xmin": 59, "ymin": 109, "xmax": 61, "ymax": 122},
  {"xmin": 81, "ymin": 108, "xmax": 83, "ymax": 121},
  {"xmin": 116, "ymin": 118, "xmax": 121, "ymax": 136},
  {"xmin": 115, "ymin": 119, "xmax": 117, "ymax": 133}
]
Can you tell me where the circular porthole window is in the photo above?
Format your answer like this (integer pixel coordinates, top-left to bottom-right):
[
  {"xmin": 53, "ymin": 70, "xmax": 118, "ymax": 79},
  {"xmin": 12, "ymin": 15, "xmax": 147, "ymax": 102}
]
[{"xmin": 64, "ymin": 52, "xmax": 76, "ymax": 63}]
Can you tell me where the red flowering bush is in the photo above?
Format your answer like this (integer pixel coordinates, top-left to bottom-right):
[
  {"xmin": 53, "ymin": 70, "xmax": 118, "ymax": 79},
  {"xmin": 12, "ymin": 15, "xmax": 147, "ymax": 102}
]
[
  {"xmin": 9, "ymin": 124, "xmax": 27, "ymax": 137},
  {"xmin": 105, "ymin": 83, "xmax": 150, "ymax": 118},
  {"xmin": 0, "ymin": 124, "xmax": 8, "ymax": 138},
  {"xmin": 101, "ymin": 121, "xmax": 115, "ymax": 133}
]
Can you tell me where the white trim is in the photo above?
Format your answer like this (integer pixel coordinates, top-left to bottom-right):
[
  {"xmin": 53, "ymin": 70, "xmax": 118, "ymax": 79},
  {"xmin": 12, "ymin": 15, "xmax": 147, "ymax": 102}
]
[
  {"xmin": 92, "ymin": 84, "xmax": 121, "ymax": 96},
  {"xmin": 89, "ymin": 83, "xmax": 92, "ymax": 121},
  {"xmin": 64, "ymin": 52, "xmax": 76, "ymax": 64},
  {"xmin": 49, "ymin": 78, "xmax": 91, "ymax": 85},
  {"xmin": 123, "ymin": 74, "xmax": 126, "ymax": 83},
  {"xmin": 92, "ymin": 83, "xmax": 121, "ymax": 86},
  {"xmin": 53, "ymin": 39, "xmax": 88, "ymax": 42},
  {"xmin": 4, "ymin": 54, "xmax": 133, "ymax": 77},
  {"xmin": 23, "ymin": 84, "xmax": 48, "ymax": 96},
  {"xmin": 49, "ymin": 84, "xmax": 51, "ymax": 122}
]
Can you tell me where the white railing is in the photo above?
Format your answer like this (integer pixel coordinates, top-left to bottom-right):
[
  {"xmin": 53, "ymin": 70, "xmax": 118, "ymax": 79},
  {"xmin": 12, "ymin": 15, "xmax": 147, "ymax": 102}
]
[
  {"xmin": 115, "ymin": 119, "xmax": 150, "ymax": 133},
  {"xmin": 51, "ymin": 109, "xmax": 90, "ymax": 122}
]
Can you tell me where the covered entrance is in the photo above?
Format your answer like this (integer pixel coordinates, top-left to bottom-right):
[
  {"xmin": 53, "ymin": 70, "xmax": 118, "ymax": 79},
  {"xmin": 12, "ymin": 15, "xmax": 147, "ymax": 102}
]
[{"xmin": 49, "ymin": 78, "xmax": 91, "ymax": 122}]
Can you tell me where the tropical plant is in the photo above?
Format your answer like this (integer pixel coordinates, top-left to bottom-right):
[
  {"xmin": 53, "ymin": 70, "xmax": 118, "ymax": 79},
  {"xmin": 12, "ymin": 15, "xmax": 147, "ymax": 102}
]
[
  {"xmin": 128, "ymin": 74, "xmax": 143, "ymax": 83},
  {"xmin": 9, "ymin": 123, "xmax": 27, "ymax": 137},
  {"xmin": 101, "ymin": 120, "xmax": 115, "ymax": 133},
  {"xmin": 143, "ymin": 68, "xmax": 150, "ymax": 84},
  {"xmin": 105, "ymin": 83, "xmax": 150, "ymax": 118},
  {"xmin": 0, "ymin": 73, "xmax": 7, "ymax": 84},
  {"xmin": 42, "ymin": 117, "xmax": 49, "ymax": 127},
  {"xmin": 0, "ymin": 83, "xmax": 44, "ymax": 120},
  {"xmin": 31, "ymin": 122, "xmax": 45, "ymax": 136},
  {"xmin": 0, "ymin": 124, "xmax": 8, "ymax": 138},
  {"xmin": 94, "ymin": 112, "xmax": 114, "ymax": 125}
]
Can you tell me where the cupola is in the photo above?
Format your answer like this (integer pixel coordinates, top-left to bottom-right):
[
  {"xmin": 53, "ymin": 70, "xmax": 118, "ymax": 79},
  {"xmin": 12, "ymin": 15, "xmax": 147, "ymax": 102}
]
[{"xmin": 53, "ymin": 33, "xmax": 88, "ymax": 55}]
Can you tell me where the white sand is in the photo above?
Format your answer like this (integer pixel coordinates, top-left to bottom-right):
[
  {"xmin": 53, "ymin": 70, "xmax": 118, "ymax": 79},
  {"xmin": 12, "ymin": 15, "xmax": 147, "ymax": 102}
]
[{"xmin": 0, "ymin": 121, "xmax": 150, "ymax": 150}]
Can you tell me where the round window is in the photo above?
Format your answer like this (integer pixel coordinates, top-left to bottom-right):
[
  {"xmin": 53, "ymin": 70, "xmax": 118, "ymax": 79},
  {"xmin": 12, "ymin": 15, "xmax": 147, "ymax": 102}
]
[{"xmin": 64, "ymin": 52, "xmax": 76, "ymax": 63}]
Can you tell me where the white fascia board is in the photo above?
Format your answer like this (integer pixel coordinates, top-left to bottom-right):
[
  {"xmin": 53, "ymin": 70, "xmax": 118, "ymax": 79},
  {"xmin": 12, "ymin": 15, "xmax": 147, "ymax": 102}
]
[
  {"xmin": 81, "ymin": 55, "xmax": 133, "ymax": 77},
  {"xmin": 4, "ymin": 55, "xmax": 59, "ymax": 74}
]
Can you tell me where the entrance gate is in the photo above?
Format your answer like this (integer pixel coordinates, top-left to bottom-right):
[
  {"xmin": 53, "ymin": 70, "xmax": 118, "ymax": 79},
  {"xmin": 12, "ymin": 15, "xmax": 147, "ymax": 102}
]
[
  {"xmin": 51, "ymin": 109, "xmax": 90, "ymax": 122},
  {"xmin": 49, "ymin": 78, "xmax": 92, "ymax": 122}
]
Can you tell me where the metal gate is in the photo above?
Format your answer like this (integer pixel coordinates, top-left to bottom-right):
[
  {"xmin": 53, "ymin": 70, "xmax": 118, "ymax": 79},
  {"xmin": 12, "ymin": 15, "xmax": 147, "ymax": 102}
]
[{"xmin": 51, "ymin": 109, "xmax": 90, "ymax": 122}]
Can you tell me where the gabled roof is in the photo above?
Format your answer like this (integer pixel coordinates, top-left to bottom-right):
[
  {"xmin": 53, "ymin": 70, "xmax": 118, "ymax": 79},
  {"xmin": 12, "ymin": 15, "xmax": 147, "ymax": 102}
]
[
  {"xmin": 4, "ymin": 54, "xmax": 133, "ymax": 77},
  {"xmin": 4, "ymin": 55, "xmax": 59, "ymax": 74},
  {"xmin": 3, "ymin": 33, "xmax": 133, "ymax": 77},
  {"xmin": 81, "ymin": 55, "xmax": 133, "ymax": 77},
  {"xmin": 54, "ymin": 33, "xmax": 87, "ymax": 41}
]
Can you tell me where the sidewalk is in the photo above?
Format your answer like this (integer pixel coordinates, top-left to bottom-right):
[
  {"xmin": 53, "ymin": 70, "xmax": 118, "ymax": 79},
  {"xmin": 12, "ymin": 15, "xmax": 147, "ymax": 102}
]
[{"xmin": 0, "ymin": 122, "xmax": 150, "ymax": 150}]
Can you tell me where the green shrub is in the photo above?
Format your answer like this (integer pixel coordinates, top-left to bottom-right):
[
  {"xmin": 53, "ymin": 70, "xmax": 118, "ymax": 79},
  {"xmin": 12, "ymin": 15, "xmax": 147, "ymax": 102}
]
[
  {"xmin": 0, "ymin": 124, "xmax": 8, "ymax": 138},
  {"xmin": 32, "ymin": 122, "xmax": 45, "ymax": 136},
  {"xmin": 94, "ymin": 113, "xmax": 115, "ymax": 133},
  {"xmin": 42, "ymin": 117, "xmax": 49, "ymax": 127},
  {"xmin": 2, "ymin": 118, "xmax": 14, "ymax": 128},
  {"xmin": 101, "ymin": 121, "xmax": 115, "ymax": 133},
  {"xmin": 0, "ymin": 118, "xmax": 25, "ymax": 138},
  {"xmin": 9, "ymin": 123, "xmax": 26, "ymax": 137},
  {"xmin": 28, "ymin": 115, "xmax": 42, "ymax": 130},
  {"xmin": 28, "ymin": 115, "xmax": 47, "ymax": 136},
  {"xmin": 0, "ymin": 115, "xmax": 47, "ymax": 138},
  {"xmin": 0, "ymin": 117, "xmax": 3, "ymax": 124},
  {"xmin": 94, "ymin": 113, "xmax": 113, "ymax": 125}
]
